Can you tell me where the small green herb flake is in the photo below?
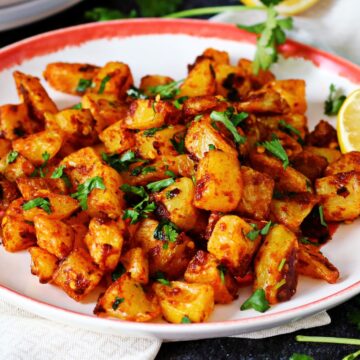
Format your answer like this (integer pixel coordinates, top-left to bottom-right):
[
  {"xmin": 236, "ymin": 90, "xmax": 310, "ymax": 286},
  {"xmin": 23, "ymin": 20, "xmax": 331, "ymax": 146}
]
[
  {"xmin": 278, "ymin": 120, "xmax": 303, "ymax": 145},
  {"xmin": 126, "ymin": 86, "xmax": 147, "ymax": 99},
  {"xmin": 240, "ymin": 288, "xmax": 270, "ymax": 313},
  {"xmin": 261, "ymin": 136, "xmax": 289, "ymax": 169},
  {"xmin": 318, "ymin": 205, "xmax": 327, "ymax": 227},
  {"xmin": 22, "ymin": 197, "xmax": 51, "ymax": 214},
  {"xmin": 71, "ymin": 176, "xmax": 105, "ymax": 210},
  {"xmin": 51, "ymin": 165, "xmax": 66, "ymax": 179},
  {"xmin": 112, "ymin": 297, "xmax": 124, "ymax": 310},
  {"xmin": 123, "ymin": 209, "xmax": 141, "ymax": 224},
  {"xmin": 76, "ymin": 78, "xmax": 92, "ymax": 93},
  {"xmin": 148, "ymin": 79, "xmax": 183, "ymax": 100},
  {"xmin": 143, "ymin": 126, "xmax": 167, "ymax": 137},
  {"xmin": 208, "ymin": 144, "xmax": 216, "ymax": 151},
  {"xmin": 194, "ymin": 114, "xmax": 203, "ymax": 122},
  {"xmin": 278, "ymin": 258, "xmax": 286, "ymax": 272},
  {"xmin": 181, "ymin": 315, "xmax": 191, "ymax": 324},
  {"xmin": 299, "ymin": 237, "xmax": 319, "ymax": 246},
  {"xmin": 154, "ymin": 220, "xmax": 180, "ymax": 243},
  {"xmin": 260, "ymin": 220, "xmax": 273, "ymax": 236},
  {"xmin": 289, "ymin": 354, "xmax": 314, "ymax": 360},
  {"xmin": 191, "ymin": 175, "xmax": 196, "ymax": 185},
  {"xmin": 246, "ymin": 228, "xmax": 260, "ymax": 241},
  {"xmin": 111, "ymin": 263, "xmax": 126, "ymax": 282},
  {"xmin": 217, "ymin": 265, "xmax": 227, "ymax": 284},
  {"xmin": 98, "ymin": 75, "xmax": 111, "ymax": 94},
  {"xmin": 155, "ymin": 272, "xmax": 171, "ymax": 286},
  {"xmin": 7, "ymin": 150, "xmax": 18, "ymax": 164},
  {"xmin": 165, "ymin": 170, "xmax": 176, "ymax": 178},
  {"xmin": 173, "ymin": 96, "xmax": 188, "ymax": 109},
  {"xmin": 343, "ymin": 349, "xmax": 360, "ymax": 360},
  {"xmin": 324, "ymin": 84, "xmax": 346, "ymax": 116},
  {"xmin": 170, "ymin": 133, "xmax": 186, "ymax": 154},
  {"xmin": 147, "ymin": 178, "xmax": 175, "ymax": 192},
  {"xmin": 102, "ymin": 151, "xmax": 141, "ymax": 172},
  {"xmin": 72, "ymin": 103, "xmax": 82, "ymax": 110},
  {"xmin": 120, "ymin": 184, "xmax": 147, "ymax": 198},
  {"xmin": 274, "ymin": 278, "xmax": 286, "ymax": 290}
]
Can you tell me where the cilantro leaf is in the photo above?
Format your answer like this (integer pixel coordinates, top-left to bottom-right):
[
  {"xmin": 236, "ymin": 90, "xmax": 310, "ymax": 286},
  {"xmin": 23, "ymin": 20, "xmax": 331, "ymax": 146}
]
[
  {"xmin": 260, "ymin": 220, "xmax": 273, "ymax": 235},
  {"xmin": 261, "ymin": 136, "xmax": 289, "ymax": 169},
  {"xmin": 170, "ymin": 133, "xmax": 186, "ymax": 154},
  {"xmin": 299, "ymin": 237, "xmax": 320, "ymax": 246},
  {"xmin": 154, "ymin": 220, "xmax": 180, "ymax": 245},
  {"xmin": 71, "ymin": 176, "xmax": 105, "ymax": 210},
  {"xmin": 126, "ymin": 86, "xmax": 147, "ymax": 99},
  {"xmin": 143, "ymin": 125, "xmax": 167, "ymax": 137},
  {"xmin": 98, "ymin": 75, "xmax": 111, "ymax": 94},
  {"xmin": 120, "ymin": 184, "xmax": 148, "ymax": 199},
  {"xmin": 148, "ymin": 79, "xmax": 183, "ymax": 99},
  {"xmin": 76, "ymin": 78, "xmax": 92, "ymax": 93},
  {"xmin": 7, "ymin": 150, "xmax": 18, "ymax": 164},
  {"xmin": 23, "ymin": 197, "xmax": 51, "ymax": 214},
  {"xmin": 72, "ymin": 103, "xmax": 82, "ymax": 110},
  {"xmin": 278, "ymin": 119, "xmax": 304, "ymax": 144},
  {"xmin": 181, "ymin": 315, "xmax": 191, "ymax": 324},
  {"xmin": 147, "ymin": 178, "xmax": 175, "ymax": 192},
  {"xmin": 324, "ymin": 84, "xmax": 346, "ymax": 116},
  {"xmin": 50, "ymin": 165, "xmax": 71, "ymax": 187},
  {"xmin": 208, "ymin": 144, "xmax": 216, "ymax": 151},
  {"xmin": 112, "ymin": 297, "xmax": 125, "ymax": 310},
  {"xmin": 173, "ymin": 96, "xmax": 188, "ymax": 109},
  {"xmin": 240, "ymin": 288, "xmax": 270, "ymax": 313},
  {"xmin": 102, "ymin": 151, "xmax": 141, "ymax": 172},
  {"xmin": 154, "ymin": 271, "xmax": 171, "ymax": 286},
  {"xmin": 130, "ymin": 165, "xmax": 156, "ymax": 176},
  {"xmin": 289, "ymin": 354, "xmax": 314, "ymax": 360},
  {"xmin": 111, "ymin": 263, "xmax": 126, "ymax": 282},
  {"xmin": 318, "ymin": 205, "xmax": 327, "ymax": 227},
  {"xmin": 123, "ymin": 209, "xmax": 141, "ymax": 224},
  {"xmin": 217, "ymin": 264, "xmax": 227, "ymax": 284},
  {"xmin": 31, "ymin": 151, "xmax": 50, "ymax": 178},
  {"xmin": 246, "ymin": 225, "xmax": 260, "ymax": 241}
]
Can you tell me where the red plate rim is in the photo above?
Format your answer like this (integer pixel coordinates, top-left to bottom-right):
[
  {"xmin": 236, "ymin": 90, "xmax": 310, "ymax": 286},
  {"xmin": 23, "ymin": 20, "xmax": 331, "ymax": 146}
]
[{"xmin": 1, "ymin": 18, "xmax": 360, "ymax": 334}]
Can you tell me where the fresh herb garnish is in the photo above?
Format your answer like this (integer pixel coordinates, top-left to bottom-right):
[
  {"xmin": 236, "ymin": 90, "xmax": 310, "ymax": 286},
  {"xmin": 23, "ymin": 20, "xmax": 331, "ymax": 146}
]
[
  {"xmin": 260, "ymin": 220, "xmax": 273, "ymax": 235},
  {"xmin": 155, "ymin": 271, "xmax": 171, "ymax": 286},
  {"xmin": 31, "ymin": 151, "xmax": 50, "ymax": 178},
  {"xmin": 102, "ymin": 151, "xmax": 141, "ymax": 172},
  {"xmin": 131, "ymin": 165, "xmax": 156, "ymax": 176},
  {"xmin": 246, "ymin": 221, "xmax": 272, "ymax": 240},
  {"xmin": 112, "ymin": 297, "xmax": 125, "ymax": 310},
  {"xmin": 147, "ymin": 178, "xmax": 175, "ymax": 192},
  {"xmin": 194, "ymin": 114, "xmax": 203, "ymax": 121},
  {"xmin": 143, "ymin": 125, "xmax": 167, "ymax": 137},
  {"xmin": 299, "ymin": 237, "xmax": 319, "ymax": 246},
  {"xmin": 217, "ymin": 264, "xmax": 227, "ymax": 284},
  {"xmin": 98, "ymin": 75, "xmax": 111, "ymax": 94},
  {"xmin": 148, "ymin": 79, "xmax": 183, "ymax": 99},
  {"xmin": 274, "ymin": 278, "xmax": 286, "ymax": 290},
  {"xmin": 278, "ymin": 258, "xmax": 286, "ymax": 271},
  {"xmin": 7, "ymin": 150, "xmax": 18, "ymax": 164},
  {"xmin": 278, "ymin": 119, "xmax": 304, "ymax": 144},
  {"xmin": 170, "ymin": 133, "xmax": 186, "ymax": 154},
  {"xmin": 318, "ymin": 205, "xmax": 327, "ymax": 227},
  {"xmin": 165, "ymin": 170, "xmax": 176, "ymax": 178},
  {"xmin": 181, "ymin": 315, "xmax": 191, "ymax": 324},
  {"xmin": 324, "ymin": 84, "xmax": 346, "ymax": 116},
  {"xmin": 154, "ymin": 220, "xmax": 180, "ymax": 248},
  {"xmin": 76, "ymin": 78, "xmax": 92, "ymax": 93},
  {"xmin": 241, "ymin": 288, "xmax": 270, "ymax": 313},
  {"xmin": 22, "ymin": 197, "xmax": 51, "ymax": 214},
  {"xmin": 50, "ymin": 165, "xmax": 71, "ymax": 187},
  {"xmin": 72, "ymin": 103, "xmax": 82, "ymax": 110},
  {"xmin": 208, "ymin": 144, "xmax": 216, "ymax": 151},
  {"xmin": 210, "ymin": 108, "xmax": 247, "ymax": 144},
  {"xmin": 111, "ymin": 263, "xmax": 126, "ymax": 282},
  {"xmin": 260, "ymin": 136, "xmax": 289, "ymax": 169},
  {"xmin": 173, "ymin": 96, "xmax": 189, "ymax": 109},
  {"xmin": 289, "ymin": 354, "xmax": 314, "ymax": 360},
  {"xmin": 126, "ymin": 86, "xmax": 147, "ymax": 99},
  {"xmin": 71, "ymin": 176, "xmax": 105, "ymax": 210}
]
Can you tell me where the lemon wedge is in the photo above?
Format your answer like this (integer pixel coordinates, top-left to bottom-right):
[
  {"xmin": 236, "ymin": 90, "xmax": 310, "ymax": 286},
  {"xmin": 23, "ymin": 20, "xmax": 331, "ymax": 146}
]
[
  {"xmin": 337, "ymin": 89, "xmax": 360, "ymax": 153},
  {"xmin": 241, "ymin": 0, "xmax": 320, "ymax": 15}
]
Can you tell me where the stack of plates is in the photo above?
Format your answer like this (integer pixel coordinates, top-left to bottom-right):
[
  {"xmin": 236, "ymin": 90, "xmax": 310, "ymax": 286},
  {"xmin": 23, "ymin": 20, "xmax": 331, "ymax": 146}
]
[{"xmin": 0, "ymin": 0, "xmax": 83, "ymax": 32}]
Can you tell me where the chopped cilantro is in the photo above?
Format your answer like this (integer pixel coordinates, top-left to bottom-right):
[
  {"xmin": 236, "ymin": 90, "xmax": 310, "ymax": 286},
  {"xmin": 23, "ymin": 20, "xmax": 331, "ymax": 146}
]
[
  {"xmin": 324, "ymin": 84, "xmax": 346, "ymax": 116},
  {"xmin": 260, "ymin": 136, "xmax": 289, "ymax": 169},
  {"xmin": 147, "ymin": 178, "xmax": 175, "ymax": 192},
  {"xmin": 278, "ymin": 119, "xmax": 304, "ymax": 144},
  {"xmin": 165, "ymin": 170, "xmax": 176, "ymax": 178},
  {"xmin": 154, "ymin": 220, "xmax": 180, "ymax": 245},
  {"xmin": 143, "ymin": 125, "xmax": 167, "ymax": 137},
  {"xmin": 173, "ymin": 96, "xmax": 188, "ymax": 109},
  {"xmin": 170, "ymin": 133, "xmax": 186, "ymax": 154},
  {"xmin": 155, "ymin": 271, "xmax": 171, "ymax": 286},
  {"xmin": 240, "ymin": 288, "xmax": 270, "ymax": 313},
  {"xmin": 71, "ymin": 176, "xmax": 105, "ymax": 210},
  {"xmin": 148, "ymin": 79, "xmax": 183, "ymax": 100},
  {"xmin": 72, "ymin": 103, "xmax": 82, "ymax": 110},
  {"xmin": 208, "ymin": 144, "xmax": 216, "ymax": 151},
  {"xmin": 217, "ymin": 264, "xmax": 227, "ymax": 284},
  {"xmin": 23, "ymin": 197, "xmax": 51, "ymax": 214},
  {"xmin": 98, "ymin": 75, "xmax": 111, "ymax": 94},
  {"xmin": 50, "ymin": 165, "xmax": 71, "ymax": 187},
  {"xmin": 318, "ymin": 205, "xmax": 327, "ymax": 227},
  {"xmin": 7, "ymin": 150, "xmax": 18, "ymax": 164},
  {"xmin": 76, "ymin": 78, "xmax": 92, "ymax": 93},
  {"xmin": 181, "ymin": 315, "xmax": 191, "ymax": 324},
  {"xmin": 112, "ymin": 297, "xmax": 124, "ymax": 310},
  {"xmin": 126, "ymin": 86, "xmax": 147, "ymax": 99},
  {"xmin": 102, "ymin": 151, "xmax": 141, "ymax": 172}
]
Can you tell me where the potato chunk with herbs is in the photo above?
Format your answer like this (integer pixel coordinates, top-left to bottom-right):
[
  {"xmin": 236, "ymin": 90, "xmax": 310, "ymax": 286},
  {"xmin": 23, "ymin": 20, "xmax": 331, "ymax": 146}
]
[
  {"xmin": 94, "ymin": 273, "xmax": 160, "ymax": 322},
  {"xmin": 29, "ymin": 246, "xmax": 59, "ymax": 283},
  {"xmin": 52, "ymin": 248, "xmax": 103, "ymax": 301},
  {"xmin": 153, "ymin": 281, "xmax": 214, "ymax": 324},
  {"xmin": 208, "ymin": 215, "xmax": 261, "ymax": 275},
  {"xmin": 324, "ymin": 151, "xmax": 360, "ymax": 176},
  {"xmin": 121, "ymin": 247, "xmax": 149, "ymax": 284},
  {"xmin": 254, "ymin": 224, "xmax": 298, "ymax": 304},
  {"xmin": 194, "ymin": 150, "xmax": 242, "ymax": 212}
]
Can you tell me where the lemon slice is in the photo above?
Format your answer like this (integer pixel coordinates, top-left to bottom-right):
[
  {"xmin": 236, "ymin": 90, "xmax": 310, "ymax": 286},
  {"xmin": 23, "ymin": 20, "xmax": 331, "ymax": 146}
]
[
  {"xmin": 337, "ymin": 89, "xmax": 360, "ymax": 153},
  {"xmin": 241, "ymin": 0, "xmax": 320, "ymax": 15}
]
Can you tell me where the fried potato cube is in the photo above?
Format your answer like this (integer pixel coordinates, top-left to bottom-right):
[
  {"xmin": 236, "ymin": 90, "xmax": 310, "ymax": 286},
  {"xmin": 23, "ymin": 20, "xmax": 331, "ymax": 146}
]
[
  {"xmin": 250, "ymin": 151, "xmax": 310, "ymax": 193},
  {"xmin": 185, "ymin": 116, "xmax": 238, "ymax": 159},
  {"xmin": 53, "ymin": 248, "xmax": 103, "ymax": 301},
  {"xmin": 0, "ymin": 180, "xmax": 19, "ymax": 212},
  {"xmin": 237, "ymin": 58, "xmax": 275, "ymax": 89},
  {"xmin": 153, "ymin": 281, "xmax": 214, "ymax": 323},
  {"xmin": 297, "ymin": 244, "xmax": 339, "ymax": 284},
  {"xmin": 202, "ymin": 48, "xmax": 230, "ymax": 64},
  {"xmin": 133, "ymin": 218, "xmax": 195, "ymax": 279},
  {"xmin": 154, "ymin": 177, "xmax": 200, "ymax": 231},
  {"xmin": 271, "ymin": 193, "xmax": 318, "ymax": 231},
  {"xmin": 43, "ymin": 62, "xmax": 99, "ymax": 95},
  {"xmin": 305, "ymin": 146, "xmax": 341, "ymax": 164},
  {"xmin": 237, "ymin": 166, "xmax": 274, "ymax": 220},
  {"xmin": 135, "ymin": 125, "xmax": 185, "ymax": 160},
  {"xmin": 0, "ymin": 103, "xmax": 33, "ymax": 140},
  {"xmin": 307, "ymin": 120, "xmax": 337, "ymax": 147},
  {"xmin": 34, "ymin": 214, "xmax": 74, "ymax": 259},
  {"xmin": 99, "ymin": 120, "xmax": 135, "ymax": 154},
  {"xmin": 84, "ymin": 217, "xmax": 124, "ymax": 272},
  {"xmin": 194, "ymin": 150, "xmax": 242, "ymax": 212},
  {"xmin": 208, "ymin": 215, "xmax": 261, "ymax": 275},
  {"xmin": 12, "ymin": 130, "xmax": 63, "ymax": 165},
  {"xmin": 124, "ymin": 99, "xmax": 178, "ymax": 130},
  {"xmin": 179, "ymin": 59, "xmax": 216, "ymax": 97},
  {"xmin": 90, "ymin": 62, "xmax": 133, "ymax": 98},
  {"xmin": 139, "ymin": 75, "xmax": 174, "ymax": 96},
  {"xmin": 86, "ymin": 162, "xmax": 124, "ymax": 219},
  {"xmin": 264, "ymin": 80, "xmax": 307, "ymax": 114},
  {"xmin": 29, "ymin": 246, "xmax": 59, "ymax": 283},
  {"xmin": 121, "ymin": 247, "xmax": 149, "ymax": 284},
  {"xmin": 324, "ymin": 151, "xmax": 360, "ymax": 176},
  {"xmin": 315, "ymin": 171, "xmax": 360, "ymax": 222},
  {"xmin": 13, "ymin": 71, "xmax": 58, "ymax": 122},
  {"xmin": 94, "ymin": 273, "xmax": 160, "ymax": 321},
  {"xmin": 254, "ymin": 224, "xmax": 298, "ymax": 304},
  {"xmin": 182, "ymin": 96, "xmax": 225, "ymax": 117},
  {"xmin": 291, "ymin": 150, "xmax": 328, "ymax": 182},
  {"xmin": 0, "ymin": 153, "xmax": 34, "ymax": 182},
  {"xmin": 16, "ymin": 177, "xmax": 68, "ymax": 199},
  {"xmin": 184, "ymin": 250, "xmax": 238, "ymax": 304}
]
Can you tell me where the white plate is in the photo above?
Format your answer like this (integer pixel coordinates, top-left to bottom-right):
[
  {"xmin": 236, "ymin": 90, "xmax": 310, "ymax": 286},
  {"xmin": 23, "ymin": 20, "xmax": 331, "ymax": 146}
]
[
  {"xmin": 0, "ymin": 19, "xmax": 360, "ymax": 341},
  {"xmin": 0, "ymin": 0, "xmax": 83, "ymax": 31}
]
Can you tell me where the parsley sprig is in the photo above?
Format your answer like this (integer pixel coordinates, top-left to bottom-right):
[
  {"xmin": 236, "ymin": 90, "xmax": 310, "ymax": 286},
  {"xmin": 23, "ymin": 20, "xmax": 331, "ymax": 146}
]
[
  {"xmin": 324, "ymin": 84, "xmax": 346, "ymax": 116},
  {"xmin": 71, "ymin": 176, "xmax": 106, "ymax": 210},
  {"xmin": 260, "ymin": 135, "xmax": 289, "ymax": 169}
]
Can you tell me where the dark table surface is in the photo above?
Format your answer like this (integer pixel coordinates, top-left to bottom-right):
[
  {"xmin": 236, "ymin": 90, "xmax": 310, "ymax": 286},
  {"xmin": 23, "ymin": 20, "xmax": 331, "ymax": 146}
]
[{"xmin": 1, "ymin": 1, "xmax": 359, "ymax": 359}]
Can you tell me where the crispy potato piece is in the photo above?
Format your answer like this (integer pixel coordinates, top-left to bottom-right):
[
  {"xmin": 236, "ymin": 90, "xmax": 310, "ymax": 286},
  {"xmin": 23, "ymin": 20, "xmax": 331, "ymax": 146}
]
[
  {"xmin": 250, "ymin": 151, "xmax": 310, "ymax": 193},
  {"xmin": 121, "ymin": 247, "xmax": 149, "ymax": 284},
  {"xmin": 208, "ymin": 215, "xmax": 261, "ymax": 275},
  {"xmin": 153, "ymin": 281, "xmax": 214, "ymax": 323},
  {"xmin": 99, "ymin": 120, "xmax": 135, "ymax": 154},
  {"xmin": 315, "ymin": 171, "xmax": 360, "ymax": 222},
  {"xmin": 237, "ymin": 58, "xmax": 275, "ymax": 89},
  {"xmin": 305, "ymin": 146, "xmax": 341, "ymax": 164},
  {"xmin": 34, "ymin": 214, "xmax": 74, "ymax": 259},
  {"xmin": 194, "ymin": 150, "xmax": 242, "ymax": 212},
  {"xmin": 271, "ymin": 193, "xmax": 318, "ymax": 231},
  {"xmin": 0, "ymin": 103, "xmax": 34, "ymax": 140},
  {"xmin": 94, "ymin": 273, "xmax": 160, "ymax": 321},
  {"xmin": 0, "ymin": 153, "xmax": 35, "ymax": 182},
  {"xmin": 43, "ymin": 62, "xmax": 99, "ymax": 95},
  {"xmin": 0, "ymin": 139, "xmax": 11, "ymax": 158},
  {"xmin": 254, "ymin": 224, "xmax": 298, "ymax": 304},
  {"xmin": 133, "ymin": 218, "xmax": 195, "ymax": 279},
  {"xmin": 84, "ymin": 217, "xmax": 124, "ymax": 272},
  {"xmin": 184, "ymin": 250, "xmax": 238, "ymax": 304},
  {"xmin": 307, "ymin": 120, "xmax": 337, "ymax": 147},
  {"xmin": 264, "ymin": 80, "xmax": 307, "ymax": 114},
  {"xmin": 291, "ymin": 150, "xmax": 328, "ymax": 182},
  {"xmin": 185, "ymin": 116, "xmax": 238, "ymax": 159},
  {"xmin": 182, "ymin": 96, "xmax": 226, "ymax": 117},
  {"xmin": 324, "ymin": 151, "xmax": 360, "ymax": 176},
  {"xmin": 12, "ymin": 130, "xmax": 63, "ymax": 165},
  {"xmin": 29, "ymin": 246, "xmax": 59, "ymax": 283},
  {"xmin": 179, "ymin": 59, "xmax": 216, "ymax": 97},
  {"xmin": 0, "ymin": 180, "xmax": 20, "ymax": 213},
  {"xmin": 297, "ymin": 244, "xmax": 339, "ymax": 284},
  {"xmin": 52, "ymin": 248, "xmax": 103, "ymax": 301},
  {"xmin": 139, "ymin": 75, "xmax": 174, "ymax": 96},
  {"xmin": 202, "ymin": 48, "xmax": 230, "ymax": 64},
  {"xmin": 154, "ymin": 177, "xmax": 200, "ymax": 231},
  {"xmin": 237, "ymin": 166, "xmax": 274, "ymax": 220},
  {"xmin": 90, "ymin": 61, "xmax": 133, "ymax": 98},
  {"xmin": 13, "ymin": 71, "xmax": 58, "ymax": 123},
  {"xmin": 135, "ymin": 125, "xmax": 185, "ymax": 159}
]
